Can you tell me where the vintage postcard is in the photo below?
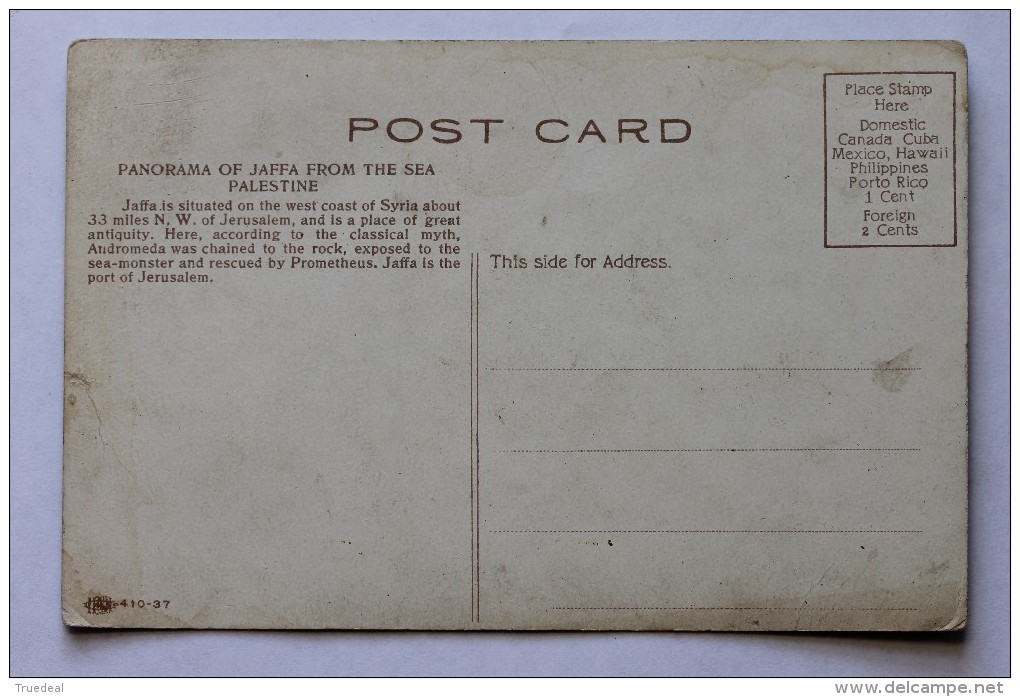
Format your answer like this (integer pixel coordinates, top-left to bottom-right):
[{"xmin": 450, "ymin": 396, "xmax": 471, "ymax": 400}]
[{"xmin": 63, "ymin": 40, "xmax": 968, "ymax": 630}]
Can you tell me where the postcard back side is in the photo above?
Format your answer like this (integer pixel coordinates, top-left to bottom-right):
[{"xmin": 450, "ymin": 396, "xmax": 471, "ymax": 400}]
[{"xmin": 63, "ymin": 40, "xmax": 968, "ymax": 630}]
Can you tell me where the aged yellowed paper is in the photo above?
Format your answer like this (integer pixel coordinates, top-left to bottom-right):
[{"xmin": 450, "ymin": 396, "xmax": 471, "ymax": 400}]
[{"xmin": 63, "ymin": 40, "xmax": 967, "ymax": 630}]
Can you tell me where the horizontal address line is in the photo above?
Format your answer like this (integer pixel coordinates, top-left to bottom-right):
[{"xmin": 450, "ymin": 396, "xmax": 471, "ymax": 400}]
[
  {"xmin": 552, "ymin": 606, "xmax": 920, "ymax": 611},
  {"xmin": 501, "ymin": 448, "xmax": 920, "ymax": 453},
  {"xmin": 492, "ymin": 529, "xmax": 923, "ymax": 534},
  {"xmin": 489, "ymin": 367, "xmax": 920, "ymax": 371}
]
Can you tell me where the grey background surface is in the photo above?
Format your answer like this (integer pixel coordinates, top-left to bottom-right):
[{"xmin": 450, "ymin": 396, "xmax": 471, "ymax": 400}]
[{"xmin": 10, "ymin": 10, "xmax": 1009, "ymax": 676}]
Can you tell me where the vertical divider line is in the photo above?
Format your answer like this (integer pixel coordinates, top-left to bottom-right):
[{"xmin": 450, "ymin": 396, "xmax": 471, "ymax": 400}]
[
  {"xmin": 469, "ymin": 253, "xmax": 477, "ymax": 622},
  {"xmin": 474, "ymin": 253, "xmax": 481, "ymax": 623}
]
